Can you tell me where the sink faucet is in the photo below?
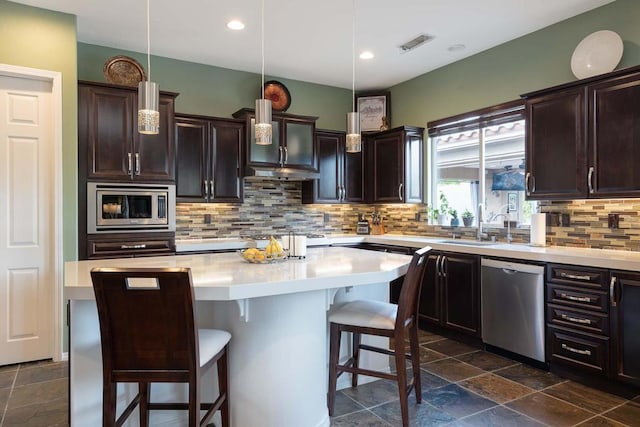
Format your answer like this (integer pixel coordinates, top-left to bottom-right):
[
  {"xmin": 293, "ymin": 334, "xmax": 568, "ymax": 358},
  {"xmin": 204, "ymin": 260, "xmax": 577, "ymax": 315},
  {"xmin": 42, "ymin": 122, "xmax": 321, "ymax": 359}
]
[
  {"xmin": 492, "ymin": 210, "xmax": 513, "ymax": 243},
  {"xmin": 477, "ymin": 203, "xmax": 489, "ymax": 241}
]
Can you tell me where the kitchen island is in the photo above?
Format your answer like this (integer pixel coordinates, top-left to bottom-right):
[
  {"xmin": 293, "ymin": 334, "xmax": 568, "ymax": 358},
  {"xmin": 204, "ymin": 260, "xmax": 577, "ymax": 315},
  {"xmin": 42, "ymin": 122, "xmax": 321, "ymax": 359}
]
[{"xmin": 65, "ymin": 246, "xmax": 412, "ymax": 427}]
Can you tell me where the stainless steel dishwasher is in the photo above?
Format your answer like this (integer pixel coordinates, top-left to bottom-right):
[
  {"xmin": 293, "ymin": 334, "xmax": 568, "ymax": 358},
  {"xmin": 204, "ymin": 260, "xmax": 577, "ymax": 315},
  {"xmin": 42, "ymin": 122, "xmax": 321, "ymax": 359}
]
[{"xmin": 481, "ymin": 258, "xmax": 545, "ymax": 362}]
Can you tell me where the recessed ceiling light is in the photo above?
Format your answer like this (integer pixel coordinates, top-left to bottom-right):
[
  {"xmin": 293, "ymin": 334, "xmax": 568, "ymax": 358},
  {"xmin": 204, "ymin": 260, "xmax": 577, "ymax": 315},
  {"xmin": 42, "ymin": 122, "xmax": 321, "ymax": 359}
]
[
  {"xmin": 360, "ymin": 51, "xmax": 374, "ymax": 60},
  {"xmin": 227, "ymin": 20, "xmax": 245, "ymax": 30},
  {"xmin": 448, "ymin": 44, "xmax": 466, "ymax": 52}
]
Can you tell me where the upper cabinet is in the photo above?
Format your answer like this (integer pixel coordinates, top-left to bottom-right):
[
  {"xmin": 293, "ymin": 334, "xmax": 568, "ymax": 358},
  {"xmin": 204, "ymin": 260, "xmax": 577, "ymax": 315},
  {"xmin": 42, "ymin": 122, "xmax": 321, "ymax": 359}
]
[
  {"xmin": 366, "ymin": 126, "xmax": 424, "ymax": 204},
  {"xmin": 175, "ymin": 114, "xmax": 243, "ymax": 203},
  {"xmin": 233, "ymin": 108, "xmax": 318, "ymax": 172},
  {"xmin": 523, "ymin": 65, "xmax": 640, "ymax": 200},
  {"xmin": 78, "ymin": 81, "xmax": 177, "ymax": 182},
  {"xmin": 301, "ymin": 130, "xmax": 364, "ymax": 204}
]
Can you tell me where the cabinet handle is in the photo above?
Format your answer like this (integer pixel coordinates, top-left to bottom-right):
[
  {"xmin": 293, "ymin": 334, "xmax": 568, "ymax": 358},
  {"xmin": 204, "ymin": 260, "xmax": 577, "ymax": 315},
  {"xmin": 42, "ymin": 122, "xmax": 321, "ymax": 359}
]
[
  {"xmin": 283, "ymin": 146, "xmax": 288, "ymax": 164},
  {"xmin": 560, "ymin": 314, "xmax": 592, "ymax": 325},
  {"xmin": 439, "ymin": 255, "xmax": 447, "ymax": 279},
  {"xmin": 560, "ymin": 272, "xmax": 592, "ymax": 281},
  {"xmin": 135, "ymin": 153, "xmax": 140, "ymax": 175},
  {"xmin": 209, "ymin": 180, "xmax": 213, "ymax": 197},
  {"xmin": 610, "ymin": 276, "xmax": 617, "ymax": 307},
  {"xmin": 561, "ymin": 343, "xmax": 591, "ymax": 356},
  {"xmin": 588, "ymin": 166, "xmax": 595, "ymax": 194},
  {"xmin": 278, "ymin": 146, "xmax": 283, "ymax": 165},
  {"xmin": 204, "ymin": 180, "xmax": 208, "ymax": 197},
  {"xmin": 560, "ymin": 293, "xmax": 592, "ymax": 303},
  {"xmin": 525, "ymin": 172, "xmax": 531, "ymax": 196},
  {"xmin": 120, "ymin": 244, "xmax": 146, "ymax": 249},
  {"xmin": 128, "ymin": 152, "xmax": 133, "ymax": 175},
  {"xmin": 398, "ymin": 183, "xmax": 403, "ymax": 201},
  {"xmin": 341, "ymin": 186, "xmax": 345, "ymax": 202}
]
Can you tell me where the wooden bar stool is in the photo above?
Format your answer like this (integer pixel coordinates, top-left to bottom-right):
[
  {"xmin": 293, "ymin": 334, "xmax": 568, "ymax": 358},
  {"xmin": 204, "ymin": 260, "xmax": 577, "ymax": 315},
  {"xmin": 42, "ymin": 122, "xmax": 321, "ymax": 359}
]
[
  {"xmin": 91, "ymin": 267, "xmax": 230, "ymax": 427},
  {"xmin": 327, "ymin": 246, "xmax": 432, "ymax": 427}
]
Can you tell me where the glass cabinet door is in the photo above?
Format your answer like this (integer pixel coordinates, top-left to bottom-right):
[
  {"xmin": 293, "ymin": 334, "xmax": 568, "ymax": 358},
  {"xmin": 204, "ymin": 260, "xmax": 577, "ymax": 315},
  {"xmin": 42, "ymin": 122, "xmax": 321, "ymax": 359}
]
[
  {"xmin": 284, "ymin": 121, "xmax": 315, "ymax": 169},
  {"xmin": 248, "ymin": 117, "xmax": 281, "ymax": 165}
]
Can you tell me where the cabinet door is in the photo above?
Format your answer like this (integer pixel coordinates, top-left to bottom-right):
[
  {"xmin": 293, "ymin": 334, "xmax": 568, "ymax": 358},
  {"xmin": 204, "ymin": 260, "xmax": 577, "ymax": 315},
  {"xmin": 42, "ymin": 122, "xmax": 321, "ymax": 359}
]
[
  {"xmin": 442, "ymin": 253, "xmax": 480, "ymax": 336},
  {"xmin": 370, "ymin": 132, "xmax": 404, "ymax": 203},
  {"xmin": 311, "ymin": 131, "xmax": 343, "ymax": 203},
  {"xmin": 418, "ymin": 253, "xmax": 441, "ymax": 325},
  {"xmin": 81, "ymin": 85, "xmax": 134, "ymax": 180},
  {"xmin": 589, "ymin": 74, "xmax": 640, "ymax": 197},
  {"xmin": 210, "ymin": 120, "xmax": 243, "ymax": 202},
  {"xmin": 283, "ymin": 119, "xmax": 316, "ymax": 170},
  {"xmin": 344, "ymin": 149, "xmax": 364, "ymax": 203},
  {"xmin": 134, "ymin": 95, "xmax": 175, "ymax": 181},
  {"xmin": 247, "ymin": 117, "xmax": 281, "ymax": 166},
  {"xmin": 611, "ymin": 271, "xmax": 640, "ymax": 387},
  {"xmin": 175, "ymin": 117, "xmax": 208, "ymax": 201},
  {"xmin": 525, "ymin": 87, "xmax": 587, "ymax": 199}
]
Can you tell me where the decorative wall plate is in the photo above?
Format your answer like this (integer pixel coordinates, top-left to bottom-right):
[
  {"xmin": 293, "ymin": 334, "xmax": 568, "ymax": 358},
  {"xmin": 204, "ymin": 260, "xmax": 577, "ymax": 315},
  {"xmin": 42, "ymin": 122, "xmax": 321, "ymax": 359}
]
[
  {"xmin": 571, "ymin": 30, "xmax": 623, "ymax": 79},
  {"xmin": 103, "ymin": 55, "xmax": 147, "ymax": 86},
  {"xmin": 263, "ymin": 80, "xmax": 291, "ymax": 111}
]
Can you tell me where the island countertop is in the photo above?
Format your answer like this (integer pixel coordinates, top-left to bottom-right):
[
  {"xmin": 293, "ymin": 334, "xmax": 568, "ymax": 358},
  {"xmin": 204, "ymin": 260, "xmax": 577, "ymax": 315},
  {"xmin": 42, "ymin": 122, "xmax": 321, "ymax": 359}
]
[{"xmin": 64, "ymin": 246, "xmax": 412, "ymax": 301}]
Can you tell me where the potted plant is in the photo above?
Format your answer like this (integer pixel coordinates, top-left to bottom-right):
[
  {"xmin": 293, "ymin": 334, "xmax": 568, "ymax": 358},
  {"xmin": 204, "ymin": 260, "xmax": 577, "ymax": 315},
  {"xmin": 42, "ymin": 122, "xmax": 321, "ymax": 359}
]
[
  {"xmin": 462, "ymin": 209, "xmax": 474, "ymax": 227},
  {"xmin": 437, "ymin": 193, "xmax": 450, "ymax": 225},
  {"xmin": 450, "ymin": 209, "xmax": 460, "ymax": 226}
]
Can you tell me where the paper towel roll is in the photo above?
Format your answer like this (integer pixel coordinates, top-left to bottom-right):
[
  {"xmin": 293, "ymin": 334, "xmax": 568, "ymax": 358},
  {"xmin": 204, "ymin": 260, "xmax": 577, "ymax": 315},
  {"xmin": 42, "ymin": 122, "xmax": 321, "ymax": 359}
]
[
  {"xmin": 530, "ymin": 213, "xmax": 546, "ymax": 246},
  {"xmin": 293, "ymin": 236, "xmax": 307, "ymax": 257}
]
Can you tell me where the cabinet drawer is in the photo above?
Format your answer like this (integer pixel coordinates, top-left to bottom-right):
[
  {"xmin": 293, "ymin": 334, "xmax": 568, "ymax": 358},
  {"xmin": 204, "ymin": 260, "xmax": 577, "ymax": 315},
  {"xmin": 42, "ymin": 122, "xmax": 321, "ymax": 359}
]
[
  {"xmin": 547, "ymin": 284, "xmax": 608, "ymax": 313},
  {"xmin": 547, "ymin": 264, "xmax": 608, "ymax": 290},
  {"xmin": 547, "ymin": 304, "xmax": 609, "ymax": 336},
  {"xmin": 548, "ymin": 326, "xmax": 609, "ymax": 376},
  {"xmin": 88, "ymin": 236, "xmax": 175, "ymax": 259}
]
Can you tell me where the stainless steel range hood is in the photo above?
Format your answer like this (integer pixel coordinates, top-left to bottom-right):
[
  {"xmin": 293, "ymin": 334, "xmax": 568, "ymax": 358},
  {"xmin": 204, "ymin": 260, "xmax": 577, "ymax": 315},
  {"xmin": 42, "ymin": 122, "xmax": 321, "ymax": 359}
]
[{"xmin": 244, "ymin": 166, "xmax": 319, "ymax": 181}]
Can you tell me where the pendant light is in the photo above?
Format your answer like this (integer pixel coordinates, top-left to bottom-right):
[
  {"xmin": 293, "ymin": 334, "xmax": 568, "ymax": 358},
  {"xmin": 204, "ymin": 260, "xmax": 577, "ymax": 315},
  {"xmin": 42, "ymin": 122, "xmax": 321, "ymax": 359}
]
[
  {"xmin": 138, "ymin": 0, "xmax": 159, "ymax": 135},
  {"xmin": 345, "ymin": 0, "xmax": 361, "ymax": 153},
  {"xmin": 255, "ymin": 0, "xmax": 272, "ymax": 145}
]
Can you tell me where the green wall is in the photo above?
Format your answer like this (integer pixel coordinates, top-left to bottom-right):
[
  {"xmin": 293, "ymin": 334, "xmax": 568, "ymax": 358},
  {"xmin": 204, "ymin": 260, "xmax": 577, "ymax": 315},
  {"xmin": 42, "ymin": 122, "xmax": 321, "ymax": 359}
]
[
  {"xmin": 77, "ymin": 43, "xmax": 352, "ymax": 130},
  {"xmin": 390, "ymin": 0, "xmax": 640, "ymax": 127},
  {"xmin": 0, "ymin": 1, "xmax": 77, "ymax": 260}
]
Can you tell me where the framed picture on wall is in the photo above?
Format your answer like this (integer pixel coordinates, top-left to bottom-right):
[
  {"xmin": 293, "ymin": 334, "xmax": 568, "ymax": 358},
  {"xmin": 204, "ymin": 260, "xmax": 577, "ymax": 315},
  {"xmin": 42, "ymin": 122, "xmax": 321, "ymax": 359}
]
[
  {"xmin": 356, "ymin": 91, "xmax": 391, "ymax": 132},
  {"xmin": 508, "ymin": 192, "xmax": 518, "ymax": 212}
]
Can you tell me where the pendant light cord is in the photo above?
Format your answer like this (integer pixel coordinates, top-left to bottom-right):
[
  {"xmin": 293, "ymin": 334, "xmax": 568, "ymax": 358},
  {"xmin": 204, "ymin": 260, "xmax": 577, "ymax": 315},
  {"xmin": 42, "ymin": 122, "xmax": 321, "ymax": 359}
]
[
  {"xmin": 261, "ymin": 0, "xmax": 265, "ymax": 99},
  {"xmin": 351, "ymin": 0, "xmax": 356, "ymax": 112},
  {"xmin": 146, "ymin": 0, "xmax": 151, "ymax": 81}
]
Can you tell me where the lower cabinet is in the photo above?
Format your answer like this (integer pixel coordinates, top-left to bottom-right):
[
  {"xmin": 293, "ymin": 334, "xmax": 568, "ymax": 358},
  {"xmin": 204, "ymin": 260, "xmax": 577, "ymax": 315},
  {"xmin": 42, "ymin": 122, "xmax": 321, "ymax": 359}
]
[
  {"xmin": 610, "ymin": 270, "xmax": 640, "ymax": 387},
  {"xmin": 419, "ymin": 251, "xmax": 480, "ymax": 338}
]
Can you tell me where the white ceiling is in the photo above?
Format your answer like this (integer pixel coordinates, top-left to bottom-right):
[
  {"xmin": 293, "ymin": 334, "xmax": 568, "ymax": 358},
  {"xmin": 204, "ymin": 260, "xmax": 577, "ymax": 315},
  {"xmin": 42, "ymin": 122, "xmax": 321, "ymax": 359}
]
[{"xmin": 13, "ymin": 0, "xmax": 614, "ymax": 90}]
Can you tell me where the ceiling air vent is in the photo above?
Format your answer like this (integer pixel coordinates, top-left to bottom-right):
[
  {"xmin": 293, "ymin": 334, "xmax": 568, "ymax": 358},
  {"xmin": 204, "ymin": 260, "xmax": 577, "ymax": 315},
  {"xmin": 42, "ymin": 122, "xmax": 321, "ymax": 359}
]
[{"xmin": 399, "ymin": 34, "xmax": 435, "ymax": 53}]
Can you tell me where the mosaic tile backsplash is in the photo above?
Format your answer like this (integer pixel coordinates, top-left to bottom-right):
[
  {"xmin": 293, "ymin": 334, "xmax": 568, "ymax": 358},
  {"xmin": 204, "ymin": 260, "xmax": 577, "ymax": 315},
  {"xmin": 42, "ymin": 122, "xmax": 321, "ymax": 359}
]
[{"xmin": 176, "ymin": 180, "xmax": 640, "ymax": 252}]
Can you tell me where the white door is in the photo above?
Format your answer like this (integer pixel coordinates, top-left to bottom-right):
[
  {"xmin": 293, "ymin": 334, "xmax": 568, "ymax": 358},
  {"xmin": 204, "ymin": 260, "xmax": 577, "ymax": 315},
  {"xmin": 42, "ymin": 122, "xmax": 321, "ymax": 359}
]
[{"xmin": 0, "ymin": 74, "xmax": 54, "ymax": 365}]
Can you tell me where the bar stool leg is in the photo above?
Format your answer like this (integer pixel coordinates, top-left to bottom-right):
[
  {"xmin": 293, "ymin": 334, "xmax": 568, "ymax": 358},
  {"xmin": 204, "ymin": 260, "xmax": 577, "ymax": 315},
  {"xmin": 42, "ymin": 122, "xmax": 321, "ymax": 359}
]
[{"xmin": 327, "ymin": 323, "xmax": 341, "ymax": 415}]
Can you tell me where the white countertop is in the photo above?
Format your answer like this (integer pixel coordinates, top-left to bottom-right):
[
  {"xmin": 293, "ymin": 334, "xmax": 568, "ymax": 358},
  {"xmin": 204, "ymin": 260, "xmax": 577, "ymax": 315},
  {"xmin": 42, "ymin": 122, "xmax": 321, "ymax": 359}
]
[
  {"xmin": 64, "ymin": 246, "xmax": 411, "ymax": 301},
  {"xmin": 177, "ymin": 234, "xmax": 640, "ymax": 272}
]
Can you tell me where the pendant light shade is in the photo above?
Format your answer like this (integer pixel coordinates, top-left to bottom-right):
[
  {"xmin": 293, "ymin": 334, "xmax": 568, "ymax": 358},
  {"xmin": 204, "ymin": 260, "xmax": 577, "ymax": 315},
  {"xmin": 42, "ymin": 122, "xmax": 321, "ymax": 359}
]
[
  {"xmin": 346, "ymin": 0, "xmax": 361, "ymax": 153},
  {"xmin": 138, "ymin": 0, "xmax": 159, "ymax": 135},
  {"xmin": 346, "ymin": 111, "xmax": 361, "ymax": 153},
  {"xmin": 255, "ymin": 98, "xmax": 272, "ymax": 145},
  {"xmin": 254, "ymin": 0, "xmax": 273, "ymax": 145}
]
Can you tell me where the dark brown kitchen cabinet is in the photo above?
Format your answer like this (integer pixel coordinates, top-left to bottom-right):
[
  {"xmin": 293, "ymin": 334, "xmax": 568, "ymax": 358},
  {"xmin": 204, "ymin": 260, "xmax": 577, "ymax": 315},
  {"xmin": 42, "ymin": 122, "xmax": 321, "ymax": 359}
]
[
  {"xmin": 419, "ymin": 251, "xmax": 480, "ymax": 337},
  {"xmin": 610, "ymin": 271, "xmax": 640, "ymax": 387},
  {"xmin": 366, "ymin": 126, "xmax": 423, "ymax": 203},
  {"xmin": 86, "ymin": 232, "xmax": 175, "ymax": 259},
  {"xmin": 233, "ymin": 108, "xmax": 318, "ymax": 172},
  {"xmin": 301, "ymin": 129, "xmax": 364, "ymax": 204},
  {"xmin": 78, "ymin": 81, "xmax": 177, "ymax": 182},
  {"xmin": 175, "ymin": 114, "xmax": 243, "ymax": 202},
  {"xmin": 522, "ymin": 65, "xmax": 640, "ymax": 200}
]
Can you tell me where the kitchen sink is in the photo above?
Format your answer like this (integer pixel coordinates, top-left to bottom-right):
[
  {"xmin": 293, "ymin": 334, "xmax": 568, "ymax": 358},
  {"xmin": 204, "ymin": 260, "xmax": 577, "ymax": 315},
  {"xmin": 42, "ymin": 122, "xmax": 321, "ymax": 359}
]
[{"xmin": 438, "ymin": 239, "xmax": 498, "ymax": 246}]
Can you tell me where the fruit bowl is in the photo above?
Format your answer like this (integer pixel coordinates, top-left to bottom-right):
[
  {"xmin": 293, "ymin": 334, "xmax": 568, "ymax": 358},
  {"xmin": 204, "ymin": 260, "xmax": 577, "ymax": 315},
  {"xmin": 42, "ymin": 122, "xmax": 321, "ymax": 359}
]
[{"xmin": 239, "ymin": 248, "xmax": 289, "ymax": 264}]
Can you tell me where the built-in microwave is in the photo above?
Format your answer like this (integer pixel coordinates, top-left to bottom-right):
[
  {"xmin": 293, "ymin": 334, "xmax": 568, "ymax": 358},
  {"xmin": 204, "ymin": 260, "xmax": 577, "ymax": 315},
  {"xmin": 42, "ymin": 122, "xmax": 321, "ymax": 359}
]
[{"xmin": 87, "ymin": 182, "xmax": 176, "ymax": 233}]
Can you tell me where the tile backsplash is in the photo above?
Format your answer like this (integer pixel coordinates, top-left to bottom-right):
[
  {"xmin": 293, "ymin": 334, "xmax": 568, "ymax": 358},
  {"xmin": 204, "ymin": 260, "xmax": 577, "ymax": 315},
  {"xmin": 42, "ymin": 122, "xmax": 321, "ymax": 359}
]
[{"xmin": 176, "ymin": 180, "xmax": 640, "ymax": 251}]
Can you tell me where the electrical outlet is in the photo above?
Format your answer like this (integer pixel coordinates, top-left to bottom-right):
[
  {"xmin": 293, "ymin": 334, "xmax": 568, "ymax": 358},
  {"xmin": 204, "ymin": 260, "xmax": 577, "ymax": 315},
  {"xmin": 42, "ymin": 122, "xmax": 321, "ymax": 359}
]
[
  {"xmin": 204, "ymin": 213, "xmax": 212, "ymax": 224},
  {"xmin": 323, "ymin": 213, "xmax": 330, "ymax": 223},
  {"xmin": 414, "ymin": 212, "xmax": 421, "ymax": 221},
  {"xmin": 608, "ymin": 213, "xmax": 620, "ymax": 229}
]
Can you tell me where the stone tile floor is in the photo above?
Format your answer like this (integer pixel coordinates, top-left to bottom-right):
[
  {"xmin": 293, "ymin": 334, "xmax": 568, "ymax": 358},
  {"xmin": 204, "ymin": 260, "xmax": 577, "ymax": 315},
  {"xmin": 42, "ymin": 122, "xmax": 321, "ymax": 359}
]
[{"xmin": 1, "ymin": 329, "xmax": 639, "ymax": 426}]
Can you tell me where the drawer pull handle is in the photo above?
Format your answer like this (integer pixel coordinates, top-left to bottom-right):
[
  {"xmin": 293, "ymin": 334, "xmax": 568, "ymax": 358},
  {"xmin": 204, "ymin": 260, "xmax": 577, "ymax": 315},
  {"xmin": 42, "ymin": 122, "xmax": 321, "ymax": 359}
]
[
  {"xmin": 560, "ymin": 272, "xmax": 592, "ymax": 281},
  {"xmin": 562, "ymin": 343, "xmax": 591, "ymax": 356},
  {"xmin": 120, "ymin": 244, "xmax": 147, "ymax": 249},
  {"xmin": 560, "ymin": 314, "xmax": 592, "ymax": 325},
  {"xmin": 560, "ymin": 293, "xmax": 592, "ymax": 303}
]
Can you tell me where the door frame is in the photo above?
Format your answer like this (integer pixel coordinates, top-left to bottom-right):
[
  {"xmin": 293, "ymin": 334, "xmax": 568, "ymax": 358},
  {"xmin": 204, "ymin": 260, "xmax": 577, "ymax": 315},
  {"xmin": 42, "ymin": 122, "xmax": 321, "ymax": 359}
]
[{"xmin": 0, "ymin": 63, "xmax": 64, "ymax": 362}]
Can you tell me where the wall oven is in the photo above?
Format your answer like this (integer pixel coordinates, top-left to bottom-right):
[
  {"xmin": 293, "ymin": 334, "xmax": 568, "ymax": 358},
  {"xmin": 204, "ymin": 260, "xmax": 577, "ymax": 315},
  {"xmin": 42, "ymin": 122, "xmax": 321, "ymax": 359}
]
[{"xmin": 87, "ymin": 182, "xmax": 176, "ymax": 233}]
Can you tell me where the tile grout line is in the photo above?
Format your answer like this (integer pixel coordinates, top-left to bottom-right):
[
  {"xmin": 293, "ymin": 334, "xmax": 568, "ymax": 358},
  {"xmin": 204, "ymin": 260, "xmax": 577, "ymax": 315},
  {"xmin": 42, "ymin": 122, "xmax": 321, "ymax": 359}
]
[{"xmin": 0, "ymin": 365, "xmax": 20, "ymax": 427}]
